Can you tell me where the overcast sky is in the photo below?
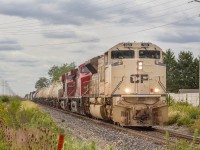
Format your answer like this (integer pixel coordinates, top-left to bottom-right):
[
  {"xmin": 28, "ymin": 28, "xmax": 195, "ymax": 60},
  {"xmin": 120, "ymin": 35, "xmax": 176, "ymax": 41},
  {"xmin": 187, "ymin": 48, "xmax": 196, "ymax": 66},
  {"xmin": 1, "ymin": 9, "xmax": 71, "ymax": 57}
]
[{"xmin": 0, "ymin": 0, "xmax": 199, "ymax": 96}]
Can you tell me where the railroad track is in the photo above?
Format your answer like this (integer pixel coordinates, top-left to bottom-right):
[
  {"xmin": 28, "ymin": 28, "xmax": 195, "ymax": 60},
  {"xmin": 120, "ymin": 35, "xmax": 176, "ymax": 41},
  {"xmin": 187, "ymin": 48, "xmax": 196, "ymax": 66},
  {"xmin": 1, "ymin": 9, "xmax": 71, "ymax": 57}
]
[{"xmin": 38, "ymin": 103, "xmax": 200, "ymax": 148}]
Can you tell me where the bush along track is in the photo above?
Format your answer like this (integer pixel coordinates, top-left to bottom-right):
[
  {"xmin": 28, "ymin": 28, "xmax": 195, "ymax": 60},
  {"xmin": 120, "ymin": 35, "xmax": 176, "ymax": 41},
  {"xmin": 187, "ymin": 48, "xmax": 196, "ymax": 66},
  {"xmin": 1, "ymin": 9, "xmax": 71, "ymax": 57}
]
[
  {"xmin": 0, "ymin": 96, "xmax": 95, "ymax": 150},
  {"xmin": 168, "ymin": 101, "xmax": 200, "ymax": 133}
]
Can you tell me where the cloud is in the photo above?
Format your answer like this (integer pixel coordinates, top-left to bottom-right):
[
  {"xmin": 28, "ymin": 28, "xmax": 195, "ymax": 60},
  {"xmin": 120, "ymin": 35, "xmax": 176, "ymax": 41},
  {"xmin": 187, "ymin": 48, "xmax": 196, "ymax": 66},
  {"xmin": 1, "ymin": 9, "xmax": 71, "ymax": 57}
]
[
  {"xmin": 0, "ymin": 0, "xmax": 106, "ymax": 25},
  {"xmin": 70, "ymin": 50, "xmax": 84, "ymax": 53},
  {"xmin": 0, "ymin": 39, "xmax": 18, "ymax": 44},
  {"xmin": 43, "ymin": 28, "xmax": 100, "ymax": 43},
  {"xmin": 175, "ymin": 19, "xmax": 200, "ymax": 28},
  {"xmin": 0, "ymin": 51, "xmax": 38, "ymax": 67},
  {"xmin": 0, "ymin": 45, "xmax": 22, "ymax": 51},
  {"xmin": 0, "ymin": 0, "xmax": 148, "ymax": 26},
  {"xmin": 0, "ymin": 39, "xmax": 22, "ymax": 51},
  {"xmin": 157, "ymin": 32, "xmax": 200, "ymax": 43},
  {"xmin": 43, "ymin": 31, "xmax": 77, "ymax": 39},
  {"xmin": 0, "ymin": 0, "xmax": 199, "ymax": 97}
]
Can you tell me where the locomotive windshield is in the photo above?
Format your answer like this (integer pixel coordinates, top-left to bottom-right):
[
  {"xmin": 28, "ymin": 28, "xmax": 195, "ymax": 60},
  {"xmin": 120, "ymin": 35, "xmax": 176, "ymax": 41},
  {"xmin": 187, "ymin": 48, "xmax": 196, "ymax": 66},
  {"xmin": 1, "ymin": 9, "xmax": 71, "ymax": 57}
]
[
  {"xmin": 139, "ymin": 50, "xmax": 160, "ymax": 59},
  {"xmin": 81, "ymin": 66, "xmax": 90, "ymax": 73},
  {"xmin": 111, "ymin": 50, "xmax": 134, "ymax": 59}
]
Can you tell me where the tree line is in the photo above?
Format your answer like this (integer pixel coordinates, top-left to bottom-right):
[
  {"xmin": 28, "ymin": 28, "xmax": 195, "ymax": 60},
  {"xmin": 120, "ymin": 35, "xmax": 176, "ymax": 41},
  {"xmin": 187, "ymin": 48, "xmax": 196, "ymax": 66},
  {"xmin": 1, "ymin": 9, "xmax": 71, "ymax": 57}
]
[
  {"xmin": 35, "ymin": 62, "xmax": 76, "ymax": 90},
  {"xmin": 35, "ymin": 50, "xmax": 199, "ymax": 93},
  {"xmin": 164, "ymin": 49, "xmax": 199, "ymax": 92}
]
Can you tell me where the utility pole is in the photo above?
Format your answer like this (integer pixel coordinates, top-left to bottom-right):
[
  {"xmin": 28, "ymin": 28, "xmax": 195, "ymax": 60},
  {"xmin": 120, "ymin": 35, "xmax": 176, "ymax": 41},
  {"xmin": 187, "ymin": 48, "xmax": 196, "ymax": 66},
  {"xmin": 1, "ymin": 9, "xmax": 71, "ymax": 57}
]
[
  {"xmin": 189, "ymin": 0, "xmax": 200, "ymax": 107},
  {"xmin": 2, "ymin": 80, "xmax": 4, "ymax": 96}
]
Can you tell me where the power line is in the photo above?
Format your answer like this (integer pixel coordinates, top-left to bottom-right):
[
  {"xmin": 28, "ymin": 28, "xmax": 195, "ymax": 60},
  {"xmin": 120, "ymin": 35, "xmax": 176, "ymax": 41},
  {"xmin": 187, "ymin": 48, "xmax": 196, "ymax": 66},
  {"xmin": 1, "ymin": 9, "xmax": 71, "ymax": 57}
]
[
  {"xmin": 0, "ymin": 0, "xmax": 115, "ymax": 27},
  {"xmin": 21, "ymin": 13, "xmax": 199, "ymax": 48},
  {"xmin": 0, "ymin": 0, "xmax": 166, "ymax": 32},
  {"xmin": 0, "ymin": 0, "xmax": 138, "ymax": 28},
  {"xmin": 0, "ymin": 79, "xmax": 16, "ymax": 96},
  {"xmin": 0, "ymin": 1, "xmax": 196, "ymax": 35}
]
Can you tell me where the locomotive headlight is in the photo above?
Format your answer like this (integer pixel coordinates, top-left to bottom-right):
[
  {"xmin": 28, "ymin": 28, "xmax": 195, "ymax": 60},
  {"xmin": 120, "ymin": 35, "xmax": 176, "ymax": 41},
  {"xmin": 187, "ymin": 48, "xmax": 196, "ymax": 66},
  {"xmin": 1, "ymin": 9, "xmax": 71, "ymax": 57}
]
[
  {"xmin": 154, "ymin": 88, "xmax": 159, "ymax": 93},
  {"xmin": 138, "ymin": 62, "xmax": 143, "ymax": 66},
  {"xmin": 125, "ymin": 88, "xmax": 130, "ymax": 93},
  {"xmin": 138, "ymin": 66, "xmax": 143, "ymax": 70},
  {"xmin": 138, "ymin": 61, "xmax": 143, "ymax": 70}
]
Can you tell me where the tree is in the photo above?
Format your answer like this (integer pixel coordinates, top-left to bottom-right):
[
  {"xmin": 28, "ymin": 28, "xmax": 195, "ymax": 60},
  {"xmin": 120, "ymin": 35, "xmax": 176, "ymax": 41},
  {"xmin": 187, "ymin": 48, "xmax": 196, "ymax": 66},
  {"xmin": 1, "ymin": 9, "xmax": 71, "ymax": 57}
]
[
  {"xmin": 163, "ymin": 49, "xmax": 178, "ymax": 92},
  {"xmin": 177, "ymin": 51, "xmax": 195, "ymax": 89},
  {"xmin": 191, "ymin": 57, "xmax": 199, "ymax": 89},
  {"xmin": 48, "ymin": 62, "xmax": 76, "ymax": 82},
  {"xmin": 164, "ymin": 50, "xmax": 199, "ymax": 92},
  {"xmin": 35, "ymin": 77, "xmax": 49, "ymax": 90}
]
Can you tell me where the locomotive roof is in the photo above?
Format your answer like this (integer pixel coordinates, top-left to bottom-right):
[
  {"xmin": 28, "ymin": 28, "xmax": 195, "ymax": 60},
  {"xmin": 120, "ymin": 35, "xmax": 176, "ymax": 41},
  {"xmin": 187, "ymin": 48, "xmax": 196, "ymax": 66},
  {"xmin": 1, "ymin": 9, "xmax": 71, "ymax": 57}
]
[{"xmin": 105, "ymin": 42, "xmax": 162, "ymax": 53}]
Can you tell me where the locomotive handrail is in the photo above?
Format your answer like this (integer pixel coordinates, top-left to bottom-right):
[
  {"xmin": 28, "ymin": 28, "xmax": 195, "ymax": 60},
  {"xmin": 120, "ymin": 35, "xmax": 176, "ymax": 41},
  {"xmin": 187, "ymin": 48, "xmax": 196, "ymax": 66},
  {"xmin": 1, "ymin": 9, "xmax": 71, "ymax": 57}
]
[
  {"xmin": 158, "ymin": 76, "xmax": 167, "ymax": 93},
  {"xmin": 111, "ymin": 76, "xmax": 125, "ymax": 95}
]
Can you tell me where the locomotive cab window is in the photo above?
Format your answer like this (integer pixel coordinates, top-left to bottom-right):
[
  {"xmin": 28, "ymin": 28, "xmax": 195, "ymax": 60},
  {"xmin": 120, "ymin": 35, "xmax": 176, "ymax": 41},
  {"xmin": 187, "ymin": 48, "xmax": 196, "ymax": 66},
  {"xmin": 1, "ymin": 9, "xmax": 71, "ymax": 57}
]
[
  {"xmin": 139, "ymin": 50, "xmax": 160, "ymax": 59},
  {"xmin": 111, "ymin": 50, "xmax": 134, "ymax": 59},
  {"xmin": 81, "ymin": 66, "xmax": 90, "ymax": 73},
  {"xmin": 67, "ymin": 75, "xmax": 75, "ymax": 80}
]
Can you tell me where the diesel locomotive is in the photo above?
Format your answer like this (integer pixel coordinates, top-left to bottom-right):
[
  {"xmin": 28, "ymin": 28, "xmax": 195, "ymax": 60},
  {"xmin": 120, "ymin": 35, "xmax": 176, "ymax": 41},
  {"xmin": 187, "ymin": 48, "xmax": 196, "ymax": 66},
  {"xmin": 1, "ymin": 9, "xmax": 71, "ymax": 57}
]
[{"xmin": 32, "ymin": 42, "xmax": 168, "ymax": 127}]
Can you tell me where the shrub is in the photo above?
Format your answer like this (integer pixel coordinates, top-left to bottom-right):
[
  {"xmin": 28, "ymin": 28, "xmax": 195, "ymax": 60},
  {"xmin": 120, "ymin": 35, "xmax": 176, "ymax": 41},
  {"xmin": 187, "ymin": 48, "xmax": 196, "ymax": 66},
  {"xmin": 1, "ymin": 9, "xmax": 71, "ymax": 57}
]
[
  {"xmin": 176, "ymin": 101, "xmax": 190, "ymax": 106},
  {"xmin": 190, "ymin": 120, "xmax": 200, "ymax": 133},
  {"xmin": 168, "ymin": 113, "xmax": 180, "ymax": 125},
  {"xmin": 166, "ymin": 129, "xmax": 200, "ymax": 150},
  {"xmin": 177, "ymin": 115, "xmax": 191, "ymax": 126},
  {"xmin": 166, "ymin": 95, "xmax": 175, "ymax": 106},
  {"xmin": 187, "ymin": 107, "xmax": 200, "ymax": 120},
  {"xmin": 1, "ymin": 96, "xmax": 9, "ymax": 103},
  {"xmin": 16, "ymin": 108, "xmax": 36, "ymax": 126}
]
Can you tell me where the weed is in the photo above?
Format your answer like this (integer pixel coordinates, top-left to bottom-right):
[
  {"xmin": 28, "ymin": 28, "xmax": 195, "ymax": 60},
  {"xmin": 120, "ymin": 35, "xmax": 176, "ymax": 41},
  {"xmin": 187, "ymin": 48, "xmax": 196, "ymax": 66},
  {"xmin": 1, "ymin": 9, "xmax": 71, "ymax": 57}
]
[
  {"xmin": 166, "ymin": 95, "xmax": 175, "ymax": 106},
  {"xmin": 1, "ymin": 96, "xmax": 9, "ymax": 103},
  {"xmin": 168, "ymin": 102, "xmax": 200, "ymax": 132},
  {"xmin": 166, "ymin": 129, "xmax": 200, "ymax": 150},
  {"xmin": 1, "ymin": 99, "xmax": 97, "ymax": 149},
  {"xmin": 190, "ymin": 120, "xmax": 200, "ymax": 132},
  {"xmin": 177, "ymin": 115, "xmax": 191, "ymax": 126},
  {"xmin": 168, "ymin": 113, "xmax": 180, "ymax": 125}
]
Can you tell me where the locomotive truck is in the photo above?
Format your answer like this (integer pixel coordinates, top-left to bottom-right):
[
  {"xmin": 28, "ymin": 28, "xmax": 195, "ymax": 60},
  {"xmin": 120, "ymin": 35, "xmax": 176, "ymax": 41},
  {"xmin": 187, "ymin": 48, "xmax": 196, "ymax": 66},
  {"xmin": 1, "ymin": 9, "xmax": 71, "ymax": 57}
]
[{"xmin": 33, "ymin": 42, "xmax": 168, "ymax": 127}]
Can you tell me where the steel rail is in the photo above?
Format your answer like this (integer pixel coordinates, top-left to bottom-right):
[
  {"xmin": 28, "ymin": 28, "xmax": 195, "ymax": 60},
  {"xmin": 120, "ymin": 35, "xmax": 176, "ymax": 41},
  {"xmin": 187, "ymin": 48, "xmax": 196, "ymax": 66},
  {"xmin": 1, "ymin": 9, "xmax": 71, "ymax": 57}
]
[{"xmin": 37, "ymin": 102, "xmax": 200, "ymax": 148}]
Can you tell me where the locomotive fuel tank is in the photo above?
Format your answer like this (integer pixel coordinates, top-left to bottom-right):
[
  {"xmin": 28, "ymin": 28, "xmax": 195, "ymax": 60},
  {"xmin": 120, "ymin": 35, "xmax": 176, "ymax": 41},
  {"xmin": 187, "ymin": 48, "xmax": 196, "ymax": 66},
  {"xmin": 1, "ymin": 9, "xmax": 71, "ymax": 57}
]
[{"xmin": 89, "ymin": 104, "xmax": 107, "ymax": 119}]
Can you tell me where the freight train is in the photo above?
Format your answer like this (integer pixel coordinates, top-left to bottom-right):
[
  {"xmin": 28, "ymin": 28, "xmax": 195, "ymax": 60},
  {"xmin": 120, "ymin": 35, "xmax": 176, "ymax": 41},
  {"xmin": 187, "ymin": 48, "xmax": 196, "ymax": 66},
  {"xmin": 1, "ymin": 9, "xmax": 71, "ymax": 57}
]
[{"xmin": 28, "ymin": 42, "xmax": 168, "ymax": 127}]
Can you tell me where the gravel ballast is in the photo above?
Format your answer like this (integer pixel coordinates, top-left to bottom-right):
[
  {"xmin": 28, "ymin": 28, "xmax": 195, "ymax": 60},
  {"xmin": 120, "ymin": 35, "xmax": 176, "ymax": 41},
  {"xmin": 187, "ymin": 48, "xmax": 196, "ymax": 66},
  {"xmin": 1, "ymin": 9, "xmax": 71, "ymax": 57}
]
[{"xmin": 41, "ymin": 106, "xmax": 165, "ymax": 150}]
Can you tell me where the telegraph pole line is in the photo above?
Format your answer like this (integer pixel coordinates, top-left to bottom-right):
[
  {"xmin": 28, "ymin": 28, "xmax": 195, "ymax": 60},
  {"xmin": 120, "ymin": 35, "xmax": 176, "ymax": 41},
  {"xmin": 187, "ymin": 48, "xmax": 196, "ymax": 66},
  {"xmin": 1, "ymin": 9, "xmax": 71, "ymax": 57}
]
[
  {"xmin": 2, "ymin": 80, "xmax": 4, "ymax": 96},
  {"xmin": 0, "ymin": 79, "xmax": 16, "ymax": 96}
]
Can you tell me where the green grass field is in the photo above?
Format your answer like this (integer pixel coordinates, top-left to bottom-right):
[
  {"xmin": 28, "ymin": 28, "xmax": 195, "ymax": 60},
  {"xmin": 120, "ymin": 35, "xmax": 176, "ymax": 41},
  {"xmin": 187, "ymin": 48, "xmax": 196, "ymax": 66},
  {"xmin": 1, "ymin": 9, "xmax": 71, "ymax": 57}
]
[{"xmin": 0, "ymin": 96, "xmax": 97, "ymax": 150}]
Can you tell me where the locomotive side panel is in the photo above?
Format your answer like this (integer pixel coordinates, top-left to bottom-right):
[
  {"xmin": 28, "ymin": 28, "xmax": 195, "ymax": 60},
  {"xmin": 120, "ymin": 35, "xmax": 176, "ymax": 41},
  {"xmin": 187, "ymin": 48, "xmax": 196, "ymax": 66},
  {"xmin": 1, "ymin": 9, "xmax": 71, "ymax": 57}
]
[
  {"xmin": 66, "ymin": 70, "xmax": 77, "ymax": 97},
  {"xmin": 98, "ymin": 56, "xmax": 105, "ymax": 96}
]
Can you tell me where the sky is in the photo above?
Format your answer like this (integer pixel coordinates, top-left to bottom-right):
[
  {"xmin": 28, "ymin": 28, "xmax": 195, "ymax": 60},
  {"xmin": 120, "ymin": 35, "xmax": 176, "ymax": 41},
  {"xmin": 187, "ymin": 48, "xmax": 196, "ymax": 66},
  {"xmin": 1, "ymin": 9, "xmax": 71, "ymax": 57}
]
[{"xmin": 0, "ymin": 0, "xmax": 199, "ymax": 96}]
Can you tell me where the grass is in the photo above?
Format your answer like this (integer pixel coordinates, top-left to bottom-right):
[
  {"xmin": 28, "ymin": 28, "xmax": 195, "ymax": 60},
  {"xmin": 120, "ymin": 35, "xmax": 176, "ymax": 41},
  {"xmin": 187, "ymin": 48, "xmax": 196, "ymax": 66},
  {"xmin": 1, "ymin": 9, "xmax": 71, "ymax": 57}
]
[
  {"xmin": 165, "ymin": 129, "xmax": 200, "ymax": 150},
  {"xmin": 21, "ymin": 100, "xmax": 38, "ymax": 109},
  {"xmin": 168, "ymin": 101, "xmax": 200, "ymax": 133},
  {"xmin": 0, "ymin": 96, "xmax": 102, "ymax": 150}
]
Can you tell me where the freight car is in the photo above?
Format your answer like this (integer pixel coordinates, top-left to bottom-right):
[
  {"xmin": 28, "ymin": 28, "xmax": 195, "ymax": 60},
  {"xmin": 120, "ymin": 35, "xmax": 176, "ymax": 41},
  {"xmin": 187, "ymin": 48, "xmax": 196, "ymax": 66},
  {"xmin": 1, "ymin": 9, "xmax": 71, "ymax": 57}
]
[{"xmin": 33, "ymin": 42, "xmax": 168, "ymax": 127}]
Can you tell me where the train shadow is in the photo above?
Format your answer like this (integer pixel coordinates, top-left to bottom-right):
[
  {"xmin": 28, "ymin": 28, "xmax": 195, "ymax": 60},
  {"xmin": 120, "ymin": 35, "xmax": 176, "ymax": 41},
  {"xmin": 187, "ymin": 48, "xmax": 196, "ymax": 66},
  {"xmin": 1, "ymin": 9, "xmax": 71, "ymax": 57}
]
[{"xmin": 126, "ymin": 126, "xmax": 156, "ymax": 131}]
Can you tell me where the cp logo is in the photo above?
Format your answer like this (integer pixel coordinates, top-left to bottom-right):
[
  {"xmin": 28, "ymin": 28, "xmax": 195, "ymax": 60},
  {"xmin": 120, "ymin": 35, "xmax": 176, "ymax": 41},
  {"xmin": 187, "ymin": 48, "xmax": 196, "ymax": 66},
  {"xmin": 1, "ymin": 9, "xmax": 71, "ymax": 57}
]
[{"xmin": 130, "ymin": 74, "xmax": 148, "ymax": 83}]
